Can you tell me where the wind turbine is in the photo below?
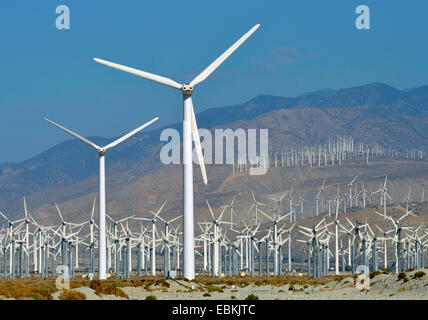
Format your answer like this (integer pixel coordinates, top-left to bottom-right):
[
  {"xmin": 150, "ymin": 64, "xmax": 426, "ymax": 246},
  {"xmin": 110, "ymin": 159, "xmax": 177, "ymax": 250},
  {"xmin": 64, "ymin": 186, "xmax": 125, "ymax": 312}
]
[
  {"xmin": 319, "ymin": 177, "xmax": 326, "ymax": 214},
  {"xmin": 375, "ymin": 224, "xmax": 394, "ymax": 270},
  {"xmin": 313, "ymin": 190, "xmax": 321, "ymax": 217},
  {"xmin": 258, "ymin": 207, "xmax": 290, "ymax": 275},
  {"xmin": 268, "ymin": 191, "xmax": 288, "ymax": 221},
  {"xmin": 44, "ymin": 117, "xmax": 158, "ymax": 279},
  {"xmin": 0, "ymin": 211, "xmax": 26, "ymax": 274},
  {"xmin": 298, "ymin": 193, "xmax": 304, "ymax": 220},
  {"xmin": 376, "ymin": 209, "xmax": 414, "ymax": 273},
  {"xmin": 357, "ymin": 182, "xmax": 369, "ymax": 208},
  {"xmin": 205, "ymin": 198, "xmax": 231, "ymax": 276},
  {"xmin": 403, "ymin": 187, "xmax": 411, "ymax": 212},
  {"xmin": 133, "ymin": 201, "xmax": 167, "ymax": 276},
  {"xmin": 249, "ymin": 191, "xmax": 265, "ymax": 226},
  {"xmin": 372, "ymin": 176, "xmax": 391, "ymax": 219},
  {"xmin": 220, "ymin": 194, "xmax": 238, "ymax": 230},
  {"xmin": 347, "ymin": 175, "xmax": 358, "ymax": 207},
  {"xmin": 94, "ymin": 24, "xmax": 260, "ymax": 280}
]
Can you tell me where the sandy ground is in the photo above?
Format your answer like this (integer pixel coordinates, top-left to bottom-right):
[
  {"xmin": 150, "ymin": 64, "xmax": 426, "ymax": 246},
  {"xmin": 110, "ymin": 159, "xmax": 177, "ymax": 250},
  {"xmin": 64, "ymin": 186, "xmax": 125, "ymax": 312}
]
[{"xmin": 49, "ymin": 269, "xmax": 428, "ymax": 300}]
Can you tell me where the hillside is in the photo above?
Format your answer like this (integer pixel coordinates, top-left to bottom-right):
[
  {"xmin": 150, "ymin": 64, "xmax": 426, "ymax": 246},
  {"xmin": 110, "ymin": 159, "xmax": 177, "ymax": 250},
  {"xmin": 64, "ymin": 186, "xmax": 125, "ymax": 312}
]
[{"xmin": 0, "ymin": 82, "xmax": 427, "ymax": 219}]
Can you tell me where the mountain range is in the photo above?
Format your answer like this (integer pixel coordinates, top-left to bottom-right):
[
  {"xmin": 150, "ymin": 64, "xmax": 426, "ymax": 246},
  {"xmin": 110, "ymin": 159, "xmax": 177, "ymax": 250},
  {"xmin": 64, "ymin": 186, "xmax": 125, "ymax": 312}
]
[{"xmin": 0, "ymin": 82, "xmax": 427, "ymax": 220}]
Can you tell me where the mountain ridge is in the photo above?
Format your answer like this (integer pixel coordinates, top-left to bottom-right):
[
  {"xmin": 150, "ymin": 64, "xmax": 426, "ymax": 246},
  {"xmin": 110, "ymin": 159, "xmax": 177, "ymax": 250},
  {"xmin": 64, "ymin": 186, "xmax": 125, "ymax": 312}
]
[{"xmin": 0, "ymin": 82, "xmax": 427, "ymax": 217}]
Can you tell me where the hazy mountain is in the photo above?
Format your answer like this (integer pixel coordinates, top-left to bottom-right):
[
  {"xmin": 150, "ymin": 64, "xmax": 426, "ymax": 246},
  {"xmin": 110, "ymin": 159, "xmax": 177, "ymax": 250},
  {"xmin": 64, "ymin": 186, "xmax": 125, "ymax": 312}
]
[
  {"xmin": 299, "ymin": 88, "xmax": 337, "ymax": 98},
  {"xmin": 0, "ymin": 82, "xmax": 427, "ymax": 218}
]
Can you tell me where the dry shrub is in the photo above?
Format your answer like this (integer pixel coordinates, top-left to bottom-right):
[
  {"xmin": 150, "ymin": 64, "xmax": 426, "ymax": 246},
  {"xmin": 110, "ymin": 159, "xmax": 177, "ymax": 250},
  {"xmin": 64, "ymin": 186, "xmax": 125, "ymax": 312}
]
[
  {"xmin": 155, "ymin": 279, "xmax": 170, "ymax": 288},
  {"xmin": 369, "ymin": 271, "xmax": 381, "ymax": 279},
  {"xmin": 245, "ymin": 293, "xmax": 259, "ymax": 300},
  {"xmin": 90, "ymin": 280, "xmax": 129, "ymax": 299},
  {"xmin": 205, "ymin": 285, "xmax": 222, "ymax": 292},
  {"xmin": 145, "ymin": 295, "xmax": 157, "ymax": 300},
  {"xmin": 176, "ymin": 276, "xmax": 190, "ymax": 282},
  {"xmin": 90, "ymin": 280, "xmax": 103, "ymax": 295},
  {"xmin": 103, "ymin": 284, "xmax": 129, "ymax": 299},
  {"xmin": 414, "ymin": 271, "xmax": 426, "ymax": 279},
  {"xmin": 59, "ymin": 290, "xmax": 86, "ymax": 300},
  {"xmin": 397, "ymin": 272, "xmax": 408, "ymax": 282},
  {"xmin": 0, "ymin": 280, "xmax": 54, "ymax": 300}
]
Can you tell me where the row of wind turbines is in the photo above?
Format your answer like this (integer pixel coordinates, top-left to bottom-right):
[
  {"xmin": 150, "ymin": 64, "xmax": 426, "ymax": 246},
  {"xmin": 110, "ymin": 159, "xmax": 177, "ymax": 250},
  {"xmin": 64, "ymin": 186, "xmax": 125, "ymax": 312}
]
[
  {"xmin": 0, "ymin": 173, "xmax": 425, "ymax": 280},
  {"xmin": 234, "ymin": 136, "xmax": 424, "ymax": 173}
]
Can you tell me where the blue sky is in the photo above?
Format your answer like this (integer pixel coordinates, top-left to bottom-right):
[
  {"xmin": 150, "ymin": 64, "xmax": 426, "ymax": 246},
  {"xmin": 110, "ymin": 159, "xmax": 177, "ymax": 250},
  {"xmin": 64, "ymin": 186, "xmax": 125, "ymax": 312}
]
[{"xmin": 0, "ymin": 0, "xmax": 427, "ymax": 162}]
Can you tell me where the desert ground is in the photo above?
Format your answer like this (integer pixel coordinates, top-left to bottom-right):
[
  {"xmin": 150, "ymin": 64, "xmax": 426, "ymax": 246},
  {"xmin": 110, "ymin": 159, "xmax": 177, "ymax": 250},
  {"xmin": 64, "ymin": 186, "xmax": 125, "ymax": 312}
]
[{"xmin": 1, "ymin": 269, "xmax": 428, "ymax": 300}]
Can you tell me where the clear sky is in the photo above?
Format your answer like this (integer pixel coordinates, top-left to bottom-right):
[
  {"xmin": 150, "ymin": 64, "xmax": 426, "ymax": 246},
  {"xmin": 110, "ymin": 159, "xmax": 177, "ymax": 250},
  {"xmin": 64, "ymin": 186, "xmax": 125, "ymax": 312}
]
[{"xmin": 0, "ymin": 0, "xmax": 427, "ymax": 162}]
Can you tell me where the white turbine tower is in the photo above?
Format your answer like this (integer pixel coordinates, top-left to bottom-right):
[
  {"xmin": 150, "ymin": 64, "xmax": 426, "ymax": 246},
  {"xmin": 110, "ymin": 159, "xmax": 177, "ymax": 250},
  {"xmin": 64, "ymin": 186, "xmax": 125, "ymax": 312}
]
[
  {"xmin": 347, "ymin": 175, "xmax": 357, "ymax": 207},
  {"xmin": 93, "ymin": 24, "xmax": 260, "ymax": 280},
  {"xmin": 45, "ymin": 117, "xmax": 158, "ymax": 279}
]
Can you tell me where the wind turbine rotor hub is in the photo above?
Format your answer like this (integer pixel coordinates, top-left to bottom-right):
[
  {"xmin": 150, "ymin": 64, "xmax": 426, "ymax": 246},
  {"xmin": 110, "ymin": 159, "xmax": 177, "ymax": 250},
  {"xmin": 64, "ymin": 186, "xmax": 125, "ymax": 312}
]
[{"xmin": 182, "ymin": 83, "xmax": 193, "ymax": 96}]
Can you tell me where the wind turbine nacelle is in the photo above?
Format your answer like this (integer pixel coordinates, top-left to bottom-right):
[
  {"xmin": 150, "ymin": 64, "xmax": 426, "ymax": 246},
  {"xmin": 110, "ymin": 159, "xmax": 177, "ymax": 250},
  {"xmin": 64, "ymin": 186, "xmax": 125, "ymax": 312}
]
[{"xmin": 182, "ymin": 83, "xmax": 193, "ymax": 96}]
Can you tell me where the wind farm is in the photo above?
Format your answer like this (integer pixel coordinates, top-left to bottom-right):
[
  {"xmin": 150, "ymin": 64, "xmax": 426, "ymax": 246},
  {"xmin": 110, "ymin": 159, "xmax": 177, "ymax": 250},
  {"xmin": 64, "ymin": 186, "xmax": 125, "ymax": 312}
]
[{"xmin": 0, "ymin": 1, "xmax": 427, "ymax": 303}]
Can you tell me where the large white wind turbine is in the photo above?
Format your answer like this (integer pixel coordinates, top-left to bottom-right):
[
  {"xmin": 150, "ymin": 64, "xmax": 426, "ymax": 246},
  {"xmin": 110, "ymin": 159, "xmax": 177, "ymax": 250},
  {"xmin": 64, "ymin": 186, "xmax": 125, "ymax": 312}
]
[
  {"xmin": 44, "ymin": 117, "xmax": 158, "ymax": 279},
  {"xmin": 93, "ymin": 24, "xmax": 260, "ymax": 279}
]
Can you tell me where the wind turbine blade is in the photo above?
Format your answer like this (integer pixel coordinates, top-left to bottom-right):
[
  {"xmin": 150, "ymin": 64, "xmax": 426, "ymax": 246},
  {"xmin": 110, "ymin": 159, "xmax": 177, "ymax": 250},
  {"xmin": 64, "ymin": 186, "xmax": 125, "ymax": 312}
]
[
  {"xmin": 117, "ymin": 215, "xmax": 135, "ymax": 223},
  {"xmin": 55, "ymin": 203, "xmax": 65, "ymax": 223},
  {"xmin": 190, "ymin": 24, "xmax": 260, "ymax": 87},
  {"xmin": 154, "ymin": 201, "xmax": 167, "ymax": 219},
  {"xmin": 190, "ymin": 102, "xmax": 207, "ymax": 185},
  {"xmin": 375, "ymin": 211, "xmax": 384, "ymax": 218},
  {"xmin": 91, "ymin": 198, "xmax": 96, "ymax": 220},
  {"xmin": 218, "ymin": 207, "xmax": 227, "ymax": 221},
  {"xmin": 230, "ymin": 194, "xmax": 237, "ymax": 206},
  {"xmin": 375, "ymin": 224, "xmax": 384, "ymax": 234},
  {"xmin": 278, "ymin": 212, "xmax": 291, "ymax": 222},
  {"xmin": 250, "ymin": 191, "xmax": 258, "ymax": 203},
  {"xmin": 315, "ymin": 218, "xmax": 326, "ymax": 230},
  {"xmin": 383, "ymin": 176, "xmax": 388, "ymax": 189},
  {"xmin": 44, "ymin": 118, "xmax": 100, "ymax": 150},
  {"xmin": 258, "ymin": 209, "xmax": 273, "ymax": 221},
  {"xmin": 298, "ymin": 225, "xmax": 312, "ymax": 232},
  {"xmin": 279, "ymin": 191, "xmax": 288, "ymax": 202},
  {"xmin": 106, "ymin": 214, "xmax": 114, "ymax": 223},
  {"xmin": 0, "ymin": 211, "xmax": 10, "ymax": 223},
  {"xmin": 168, "ymin": 215, "xmax": 182, "ymax": 224},
  {"xmin": 205, "ymin": 198, "xmax": 215, "ymax": 220},
  {"xmin": 93, "ymin": 58, "xmax": 182, "ymax": 90},
  {"xmin": 299, "ymin": 230, "xmax": 312, "ymax": 238},
  {"xmin": 104, "ymin": 117, "xmax": 158, "ymax": 150}
]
